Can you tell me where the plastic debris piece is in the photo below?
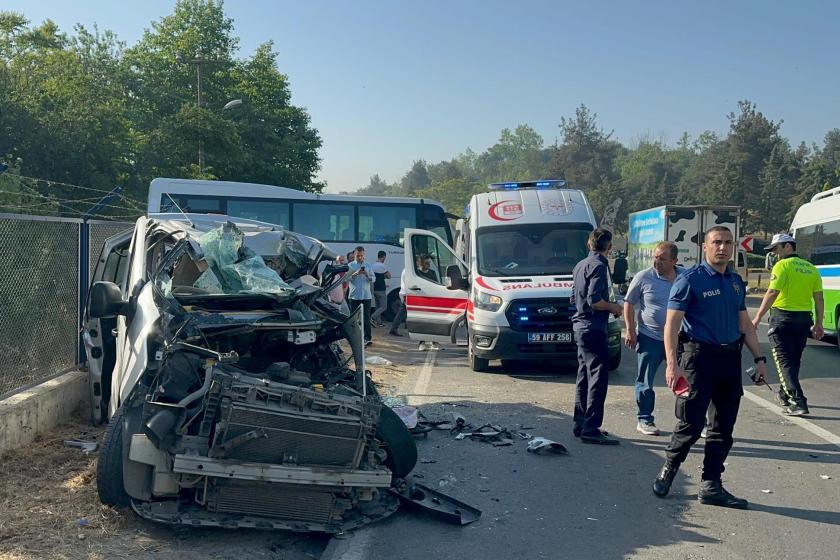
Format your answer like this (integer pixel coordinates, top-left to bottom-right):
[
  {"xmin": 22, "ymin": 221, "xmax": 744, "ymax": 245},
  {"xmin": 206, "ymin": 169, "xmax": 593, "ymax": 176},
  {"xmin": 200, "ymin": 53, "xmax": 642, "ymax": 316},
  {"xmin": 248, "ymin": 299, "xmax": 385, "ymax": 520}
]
[
  {"xmin": 526, "ymin": 437, "xmax": 570, "ymax": 456},
  {"xmin": 820, "ymin": 475, "xmax": 831, "ymax": 480},
  {"xmin": 761, "ymin": 489, "xmax": 772, "ymax": 494},
  {"xmin": 365, "ymin": 355, "xmax": 393, "ymax": 366},
  {"xmin": 586, "ymin": 517, "xmax": 599, "ymax": 521},
  {"xmin": 76, "ymin": 518, "xmax": 90, "ymax": 526},
  {"xmin": 64, "ymin": 440, "xmax": 98, "ymax": 454},
  {"xmin": 392, "ymin": 406, "xmax": 419, "ymax": 429}
]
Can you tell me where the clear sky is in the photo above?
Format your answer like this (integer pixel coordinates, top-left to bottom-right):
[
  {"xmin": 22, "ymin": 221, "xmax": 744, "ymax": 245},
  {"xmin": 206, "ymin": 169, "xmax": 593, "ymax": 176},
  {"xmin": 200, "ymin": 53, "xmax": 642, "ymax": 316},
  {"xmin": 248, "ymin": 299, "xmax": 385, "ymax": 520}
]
[{"xmin": 6, "ymin": 1, "xmax": 840, "ymax": 192}]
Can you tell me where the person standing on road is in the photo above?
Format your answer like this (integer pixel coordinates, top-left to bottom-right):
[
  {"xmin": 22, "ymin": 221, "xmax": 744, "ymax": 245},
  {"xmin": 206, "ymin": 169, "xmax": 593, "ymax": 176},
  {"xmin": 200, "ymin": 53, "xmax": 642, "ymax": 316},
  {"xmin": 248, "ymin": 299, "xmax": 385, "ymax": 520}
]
[
  {"xmin": 652, "ymin": 226, "xmax": 768, "ymax": 509},
  {"xmin": 370, "ymin": 250, "xmax": 392, "ymax": 327},
  {"xmin": 623, "ymin": 241, "xmax": 681, "ymax": 436},
  {"xmin": 571, "ymin": 228, "xmax": 624, "ymax": 445},
  {"xmin": 751, "ymin": 233, "xmax": 824, "ymax": 416},
  {"xmin": 389, "ymin": 270, "xmax": 407, "ymax": 337},
  {"xmin": 347, "ymin": 246, "xmax": 374, "ymax": 346}
]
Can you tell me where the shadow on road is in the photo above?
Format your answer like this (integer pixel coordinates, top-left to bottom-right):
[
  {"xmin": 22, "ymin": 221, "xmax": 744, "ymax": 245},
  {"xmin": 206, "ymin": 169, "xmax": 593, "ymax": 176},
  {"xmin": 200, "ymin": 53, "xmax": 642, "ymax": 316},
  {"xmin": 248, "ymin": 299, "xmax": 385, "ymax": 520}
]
[{"xmin": 748, "ymin": 503, "xmax": 840, "ymax": 525}]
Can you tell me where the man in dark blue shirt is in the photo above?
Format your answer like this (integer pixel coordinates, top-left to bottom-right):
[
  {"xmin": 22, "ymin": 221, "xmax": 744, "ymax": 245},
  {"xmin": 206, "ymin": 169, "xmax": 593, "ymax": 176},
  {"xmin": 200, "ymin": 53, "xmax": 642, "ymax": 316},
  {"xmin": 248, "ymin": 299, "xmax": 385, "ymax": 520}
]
[
  {"xmin": 652, "ymin": 226, "xmax": 768, "ymax": 509},
  {"xmin": 572, "ymin": 228, "xmax": 624, "ymax": 445}
]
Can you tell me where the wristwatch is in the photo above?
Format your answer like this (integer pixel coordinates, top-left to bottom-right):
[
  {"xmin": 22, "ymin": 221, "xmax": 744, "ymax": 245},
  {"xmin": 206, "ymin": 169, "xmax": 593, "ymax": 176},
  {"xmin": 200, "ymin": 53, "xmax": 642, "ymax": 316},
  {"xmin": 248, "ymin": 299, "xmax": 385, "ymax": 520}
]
[{"xmin": 753, "ymin": 356, "xmax": 767, "ymax": 364}]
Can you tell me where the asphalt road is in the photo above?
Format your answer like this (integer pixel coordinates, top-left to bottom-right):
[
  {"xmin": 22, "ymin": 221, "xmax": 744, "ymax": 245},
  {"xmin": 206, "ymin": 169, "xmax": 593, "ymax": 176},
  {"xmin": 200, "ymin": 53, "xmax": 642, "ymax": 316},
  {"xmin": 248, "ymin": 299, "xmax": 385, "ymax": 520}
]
[{"xmin": 324, "ymin": 305, "xmax": 840, "ymax": 560}]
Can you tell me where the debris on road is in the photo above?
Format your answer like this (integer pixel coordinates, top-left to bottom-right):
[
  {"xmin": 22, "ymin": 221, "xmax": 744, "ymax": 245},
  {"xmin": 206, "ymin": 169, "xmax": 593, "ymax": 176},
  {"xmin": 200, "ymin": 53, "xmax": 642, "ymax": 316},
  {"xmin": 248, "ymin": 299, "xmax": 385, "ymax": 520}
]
[
  {"xmin": 761, "ymin": 489, "xmax": 773, "ymax": 494},
  {"xmin": 63, "ymin": 440, "xmax": 98, "ymax": 454},
  {"xmin": 365, "ymin": 355, "xmax": 394, "ymax": 366},
  {"xmin": 391, "ymin": 480, "xmax": 482, "ymax": 526},
  {"xmin": 526, "ymin": 437, "xmax": 570, "ymax": 456},
  {"xmin": 391, "ymin": 405, "xmax": 419, "ymax": 428},
  {"xmin": 820, "ymin": 475, "xmax": 832, "ymax": 480}
]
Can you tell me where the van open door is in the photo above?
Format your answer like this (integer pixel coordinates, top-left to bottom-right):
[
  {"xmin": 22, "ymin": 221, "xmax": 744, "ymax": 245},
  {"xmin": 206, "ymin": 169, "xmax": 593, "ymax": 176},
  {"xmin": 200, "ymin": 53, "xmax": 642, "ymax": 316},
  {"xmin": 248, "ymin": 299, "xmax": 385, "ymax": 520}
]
[
  {"xmin": 83, "ymin": 228, "xmax": 133, "ymax": 424},
  {"xmin": 403, "ymin": 228, "xmax": 469, "ymax": 344}
]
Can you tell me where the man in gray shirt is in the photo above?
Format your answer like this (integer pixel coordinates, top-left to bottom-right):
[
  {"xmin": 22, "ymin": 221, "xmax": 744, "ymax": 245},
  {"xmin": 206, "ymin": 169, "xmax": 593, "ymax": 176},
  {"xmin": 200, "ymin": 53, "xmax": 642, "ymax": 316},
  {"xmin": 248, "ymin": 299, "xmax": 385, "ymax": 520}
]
[{"xmin": 623, "ymin": 241, "xmax": 680, "ymax": 436}]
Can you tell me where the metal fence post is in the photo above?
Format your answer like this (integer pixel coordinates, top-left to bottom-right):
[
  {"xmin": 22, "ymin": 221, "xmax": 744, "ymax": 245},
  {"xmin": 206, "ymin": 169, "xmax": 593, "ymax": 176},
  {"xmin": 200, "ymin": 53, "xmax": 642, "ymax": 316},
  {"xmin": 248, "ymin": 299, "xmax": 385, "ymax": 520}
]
[{"xmin": 78, "ymin": 220, "xmax": 89, "ymax": 364}]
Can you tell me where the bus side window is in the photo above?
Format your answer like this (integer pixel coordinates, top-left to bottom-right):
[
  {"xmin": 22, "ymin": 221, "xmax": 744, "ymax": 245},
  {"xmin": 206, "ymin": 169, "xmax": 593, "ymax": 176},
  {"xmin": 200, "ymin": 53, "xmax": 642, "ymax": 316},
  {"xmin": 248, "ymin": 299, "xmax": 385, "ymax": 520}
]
[
  {"xmin": 358, "ymin": 205, "xmax": 416, "ymax": 245},
  {"xmin": 160, "ymin": 195, "xmax": 221, "ymax": 214},
  {"xmin": 293, "ymin": 203, "xmax": 355, "ymax": 242},
  {"xmin": 228, "ymin": 199, "xmax": 290, "ymax": 228}
]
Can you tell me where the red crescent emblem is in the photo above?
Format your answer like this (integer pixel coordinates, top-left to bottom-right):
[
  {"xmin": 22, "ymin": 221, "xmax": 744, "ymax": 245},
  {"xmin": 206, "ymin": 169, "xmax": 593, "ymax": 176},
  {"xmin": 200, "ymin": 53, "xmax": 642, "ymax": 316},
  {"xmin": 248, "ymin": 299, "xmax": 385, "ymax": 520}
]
[
  {"xmin": 488, "ymin": 201, "xmax": 522, "ymax": 221},
  {"xmin": 475, "ymin": 276, "xmax": 497, "ymax": 291}
]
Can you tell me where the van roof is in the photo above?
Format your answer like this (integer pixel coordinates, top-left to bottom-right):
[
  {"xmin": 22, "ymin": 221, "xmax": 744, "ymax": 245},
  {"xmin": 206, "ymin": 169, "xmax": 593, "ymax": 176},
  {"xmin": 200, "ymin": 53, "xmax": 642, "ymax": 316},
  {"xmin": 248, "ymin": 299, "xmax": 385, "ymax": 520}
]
[
  {"xmin": 791, "ymin": 186, "xmax": 840, "ymax": 229},
  {"xmin": 468, "ymin": 188, "xmax": 596, "ymax": 229}
]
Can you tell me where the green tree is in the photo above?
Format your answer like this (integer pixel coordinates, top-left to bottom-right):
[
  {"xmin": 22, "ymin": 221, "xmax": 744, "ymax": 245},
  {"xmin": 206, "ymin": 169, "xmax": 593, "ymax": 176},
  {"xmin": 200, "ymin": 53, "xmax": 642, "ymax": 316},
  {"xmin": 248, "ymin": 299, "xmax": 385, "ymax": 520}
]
[
  {"xmin": 399, "ymin": 159, "xmax": 431, "ymax": 195},
  {"xmin": 356, "ymin": 173, "xmax": 394, "ymax": 195},
  {"xmin": 415, "ymin": 178, "xmax": 483, "ymax": 216},
  {"xmin": 123, "ymin": 0, "xmax": 322, "ymax": 191}
]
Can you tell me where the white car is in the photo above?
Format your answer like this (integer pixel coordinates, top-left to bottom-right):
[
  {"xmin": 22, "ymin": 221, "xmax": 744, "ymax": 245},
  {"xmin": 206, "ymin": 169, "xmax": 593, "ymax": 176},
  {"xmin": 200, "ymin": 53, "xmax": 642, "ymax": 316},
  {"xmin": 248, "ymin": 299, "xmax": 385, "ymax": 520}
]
[{"xmin": 84, "ymin": 214, "xmax": 416, "ymax": 532}]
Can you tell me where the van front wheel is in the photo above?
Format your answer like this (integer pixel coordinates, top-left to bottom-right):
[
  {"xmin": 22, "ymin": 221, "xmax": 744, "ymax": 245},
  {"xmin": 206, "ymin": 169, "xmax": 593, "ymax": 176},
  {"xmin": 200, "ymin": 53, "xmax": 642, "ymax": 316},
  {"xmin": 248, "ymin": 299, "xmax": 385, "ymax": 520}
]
[{"xmin": 469, "ymin": 342, "xmax": 489, "ymax": 372}]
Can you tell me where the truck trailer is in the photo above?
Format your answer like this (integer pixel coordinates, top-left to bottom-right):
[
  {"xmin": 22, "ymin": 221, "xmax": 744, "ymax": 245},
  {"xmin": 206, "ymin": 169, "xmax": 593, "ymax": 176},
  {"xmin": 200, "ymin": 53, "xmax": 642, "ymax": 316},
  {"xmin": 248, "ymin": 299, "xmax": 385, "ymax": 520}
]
[{"xmin": 626, "ymin": 205, "xmax": 741, "ymax": 278}]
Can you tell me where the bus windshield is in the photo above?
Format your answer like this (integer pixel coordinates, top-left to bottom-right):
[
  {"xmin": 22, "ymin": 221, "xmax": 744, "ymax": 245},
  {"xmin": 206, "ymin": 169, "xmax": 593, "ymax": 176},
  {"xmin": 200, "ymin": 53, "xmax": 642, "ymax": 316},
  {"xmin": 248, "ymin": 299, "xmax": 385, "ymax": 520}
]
[{"xmin": 476, "ymin": 222, "xmax": 592, "ymax": 276}]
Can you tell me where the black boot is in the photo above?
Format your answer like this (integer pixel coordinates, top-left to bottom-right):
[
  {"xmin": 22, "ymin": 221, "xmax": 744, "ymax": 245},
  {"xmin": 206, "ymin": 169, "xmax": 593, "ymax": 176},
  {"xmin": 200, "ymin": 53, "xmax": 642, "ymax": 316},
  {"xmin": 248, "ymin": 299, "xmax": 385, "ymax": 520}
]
[
  {"xmin": 698, "ymin": 480, "xmax": 748, "ymax": 509},
  {"xmin": 652, "ymin": 461, "xmax": 678, "ymax": 497}
]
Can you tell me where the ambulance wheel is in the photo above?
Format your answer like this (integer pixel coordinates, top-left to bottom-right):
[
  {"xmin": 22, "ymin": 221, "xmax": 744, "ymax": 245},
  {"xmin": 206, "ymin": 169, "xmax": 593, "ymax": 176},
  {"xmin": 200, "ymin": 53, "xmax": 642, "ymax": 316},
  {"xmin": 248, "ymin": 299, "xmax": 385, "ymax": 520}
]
[{"xmin": 469, "ymin": 343, "xmax": 489, "ymax": 372}]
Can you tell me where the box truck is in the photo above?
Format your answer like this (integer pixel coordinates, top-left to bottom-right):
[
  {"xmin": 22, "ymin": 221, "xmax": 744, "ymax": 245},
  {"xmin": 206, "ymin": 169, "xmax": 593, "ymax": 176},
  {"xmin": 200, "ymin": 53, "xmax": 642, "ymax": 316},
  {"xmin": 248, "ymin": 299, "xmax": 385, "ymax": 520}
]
[{"xmin": 626, "ymin": 205, "xmax": 742, "ymax": 278}]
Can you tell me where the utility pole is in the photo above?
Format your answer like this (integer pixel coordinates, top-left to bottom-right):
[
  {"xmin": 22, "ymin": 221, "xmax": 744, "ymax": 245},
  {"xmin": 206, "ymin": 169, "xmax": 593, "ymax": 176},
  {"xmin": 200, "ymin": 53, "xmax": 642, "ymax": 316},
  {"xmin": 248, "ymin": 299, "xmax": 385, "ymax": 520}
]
[{"xmin": 175, "ymin": 52, "xmax": 217, "ymax": 175}]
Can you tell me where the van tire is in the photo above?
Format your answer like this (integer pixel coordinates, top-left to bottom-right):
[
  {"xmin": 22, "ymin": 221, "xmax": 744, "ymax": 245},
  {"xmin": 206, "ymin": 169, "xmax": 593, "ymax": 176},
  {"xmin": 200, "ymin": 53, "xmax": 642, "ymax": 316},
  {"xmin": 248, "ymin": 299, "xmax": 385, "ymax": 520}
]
[
  {"xmin": 469, "ymin": 343, "xmax": 489, "ymax": 372},
  {"xmin": 376, "ymin": 405, "xmax": 417, "ymax": 478},
  {"xmin": 97, "ymin": 404, "xmax": 130, "ymax": 507}
]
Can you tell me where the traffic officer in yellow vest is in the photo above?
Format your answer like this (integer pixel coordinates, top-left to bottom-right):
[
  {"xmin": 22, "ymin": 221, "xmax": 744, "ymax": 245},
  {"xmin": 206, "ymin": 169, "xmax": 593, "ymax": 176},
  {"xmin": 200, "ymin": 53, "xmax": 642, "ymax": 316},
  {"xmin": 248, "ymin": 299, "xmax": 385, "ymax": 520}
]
[{"xmin": 752, "ymin": 233, "xmax": 824, "ymax": 416}]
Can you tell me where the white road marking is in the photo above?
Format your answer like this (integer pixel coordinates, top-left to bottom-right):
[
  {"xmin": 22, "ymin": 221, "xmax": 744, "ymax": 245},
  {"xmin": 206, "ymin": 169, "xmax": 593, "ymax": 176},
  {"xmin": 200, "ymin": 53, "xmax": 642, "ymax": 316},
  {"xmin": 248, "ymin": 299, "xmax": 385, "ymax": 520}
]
[
  {"xmin": 742, "ymin": 390, "xmax": 840, "ymax": 450},
  {"xmin": 408, "ymin": 349, "xmax": 436, "ymax": 406}
]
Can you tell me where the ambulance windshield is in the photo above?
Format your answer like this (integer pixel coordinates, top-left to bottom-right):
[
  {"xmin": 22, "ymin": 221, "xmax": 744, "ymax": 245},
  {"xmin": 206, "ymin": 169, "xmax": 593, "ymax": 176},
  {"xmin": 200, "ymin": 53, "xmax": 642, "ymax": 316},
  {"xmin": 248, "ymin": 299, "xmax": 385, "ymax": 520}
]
[{"xmin": 476, "ymin": 222, "xmax": 592, "ymax": 276}]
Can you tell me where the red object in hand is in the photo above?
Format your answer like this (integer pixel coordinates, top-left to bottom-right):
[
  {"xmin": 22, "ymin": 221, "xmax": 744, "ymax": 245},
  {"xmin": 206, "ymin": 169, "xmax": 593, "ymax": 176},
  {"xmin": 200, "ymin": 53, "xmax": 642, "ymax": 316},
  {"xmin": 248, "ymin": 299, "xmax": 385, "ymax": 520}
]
[{"xmin": 673, "ymin": 377, "xmax": 690, "ymax": 396}]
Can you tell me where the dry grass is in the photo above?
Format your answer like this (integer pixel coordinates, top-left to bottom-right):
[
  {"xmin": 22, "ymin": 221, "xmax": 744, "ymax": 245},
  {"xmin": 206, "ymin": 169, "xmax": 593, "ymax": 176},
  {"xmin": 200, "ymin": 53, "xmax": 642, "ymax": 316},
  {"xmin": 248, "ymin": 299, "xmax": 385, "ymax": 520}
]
[{"xmin": 0, "ymin": 417, "xmax": 133, "ymax": 560}]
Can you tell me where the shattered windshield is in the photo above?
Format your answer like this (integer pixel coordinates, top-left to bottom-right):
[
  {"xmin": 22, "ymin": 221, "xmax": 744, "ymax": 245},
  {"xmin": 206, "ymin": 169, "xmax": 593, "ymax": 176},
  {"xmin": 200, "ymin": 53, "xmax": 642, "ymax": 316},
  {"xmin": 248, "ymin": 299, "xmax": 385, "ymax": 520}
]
[{"xmin": 155, "ymin": 221, "xmax": 325, "ymax": 300}]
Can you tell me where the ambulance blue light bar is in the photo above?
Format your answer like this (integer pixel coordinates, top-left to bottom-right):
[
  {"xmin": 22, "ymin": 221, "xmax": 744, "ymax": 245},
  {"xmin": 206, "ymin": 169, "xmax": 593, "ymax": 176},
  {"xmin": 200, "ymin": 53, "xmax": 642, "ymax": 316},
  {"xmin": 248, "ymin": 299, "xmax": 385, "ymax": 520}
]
[{"xmin": 488, "ymin": 179, "xmax": 567, "ymax": 191}]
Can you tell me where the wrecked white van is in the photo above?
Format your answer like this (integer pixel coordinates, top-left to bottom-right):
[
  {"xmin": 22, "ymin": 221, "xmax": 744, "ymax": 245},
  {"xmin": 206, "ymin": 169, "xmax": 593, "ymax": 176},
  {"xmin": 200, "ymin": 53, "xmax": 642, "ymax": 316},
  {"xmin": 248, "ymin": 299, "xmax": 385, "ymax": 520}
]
[{"xmin": 83, "ymin": 214, "xmax": 417, "ymax": 531}]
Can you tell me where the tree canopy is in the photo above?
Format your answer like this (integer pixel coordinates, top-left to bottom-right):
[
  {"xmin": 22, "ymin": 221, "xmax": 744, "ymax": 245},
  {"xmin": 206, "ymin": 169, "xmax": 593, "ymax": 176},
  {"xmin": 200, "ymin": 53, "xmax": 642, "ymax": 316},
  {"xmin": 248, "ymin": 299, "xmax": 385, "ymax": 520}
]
[
  {"xmin": 357, "ymin": 103, "xmax": 839, "ymax": 238},
  {"xmin": 0, "ymin": 0, "xmax": 322, "ymax": 219}
]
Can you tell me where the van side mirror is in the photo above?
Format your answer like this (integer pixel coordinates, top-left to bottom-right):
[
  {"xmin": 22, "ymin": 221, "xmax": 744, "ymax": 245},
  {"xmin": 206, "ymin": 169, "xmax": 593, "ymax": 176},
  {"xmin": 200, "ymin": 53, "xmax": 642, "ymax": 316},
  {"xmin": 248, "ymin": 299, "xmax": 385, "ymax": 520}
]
[
  {"xmin": 89, "ymin": 281, "xmax": 128, "ymax": 318},
  {"xmin": 445, "ymin": 265, "xmax": 468, "ymax": 290}
]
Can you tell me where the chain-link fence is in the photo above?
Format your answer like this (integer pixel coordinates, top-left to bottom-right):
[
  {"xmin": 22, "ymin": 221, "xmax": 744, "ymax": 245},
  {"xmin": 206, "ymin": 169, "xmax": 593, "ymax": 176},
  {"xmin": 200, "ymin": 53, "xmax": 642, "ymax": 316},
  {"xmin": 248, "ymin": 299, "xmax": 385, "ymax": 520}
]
[{"xmin": 0, "ymin": 213, "xmax": 132, "ymax": 397}]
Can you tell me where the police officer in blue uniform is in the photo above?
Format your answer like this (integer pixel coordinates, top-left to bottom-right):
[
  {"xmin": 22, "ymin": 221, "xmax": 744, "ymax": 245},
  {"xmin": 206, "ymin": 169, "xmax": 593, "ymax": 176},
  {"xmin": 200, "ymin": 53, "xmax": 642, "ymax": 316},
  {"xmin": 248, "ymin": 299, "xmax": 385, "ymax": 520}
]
[
  {"xmin": 652, "ymin": 226, "xmax": 768, "ymax": 509},
  {"xmin": 571, "ymin": 228, "xmax": 624, "ymax": 445}
]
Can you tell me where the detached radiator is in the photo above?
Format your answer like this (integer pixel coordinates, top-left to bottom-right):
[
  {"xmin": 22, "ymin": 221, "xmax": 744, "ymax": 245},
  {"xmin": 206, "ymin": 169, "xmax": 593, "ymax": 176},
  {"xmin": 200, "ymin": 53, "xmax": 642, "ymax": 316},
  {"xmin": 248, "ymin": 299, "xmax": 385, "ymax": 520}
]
[
  {"xmin": 207, "ymin": 481, "xmax": 340, "ymax": 523},
  {"xmin": 212, "ymin": 383, "xmax": 379, "ymax": 468}
]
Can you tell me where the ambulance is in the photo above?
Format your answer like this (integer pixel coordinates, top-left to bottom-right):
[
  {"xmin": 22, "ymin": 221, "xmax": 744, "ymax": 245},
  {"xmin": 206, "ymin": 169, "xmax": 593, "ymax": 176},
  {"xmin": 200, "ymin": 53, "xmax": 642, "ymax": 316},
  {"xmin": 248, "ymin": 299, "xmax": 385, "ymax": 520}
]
[{"xmin": 402, "ymin": 180, "xmax": 622, "ymax": 372}]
